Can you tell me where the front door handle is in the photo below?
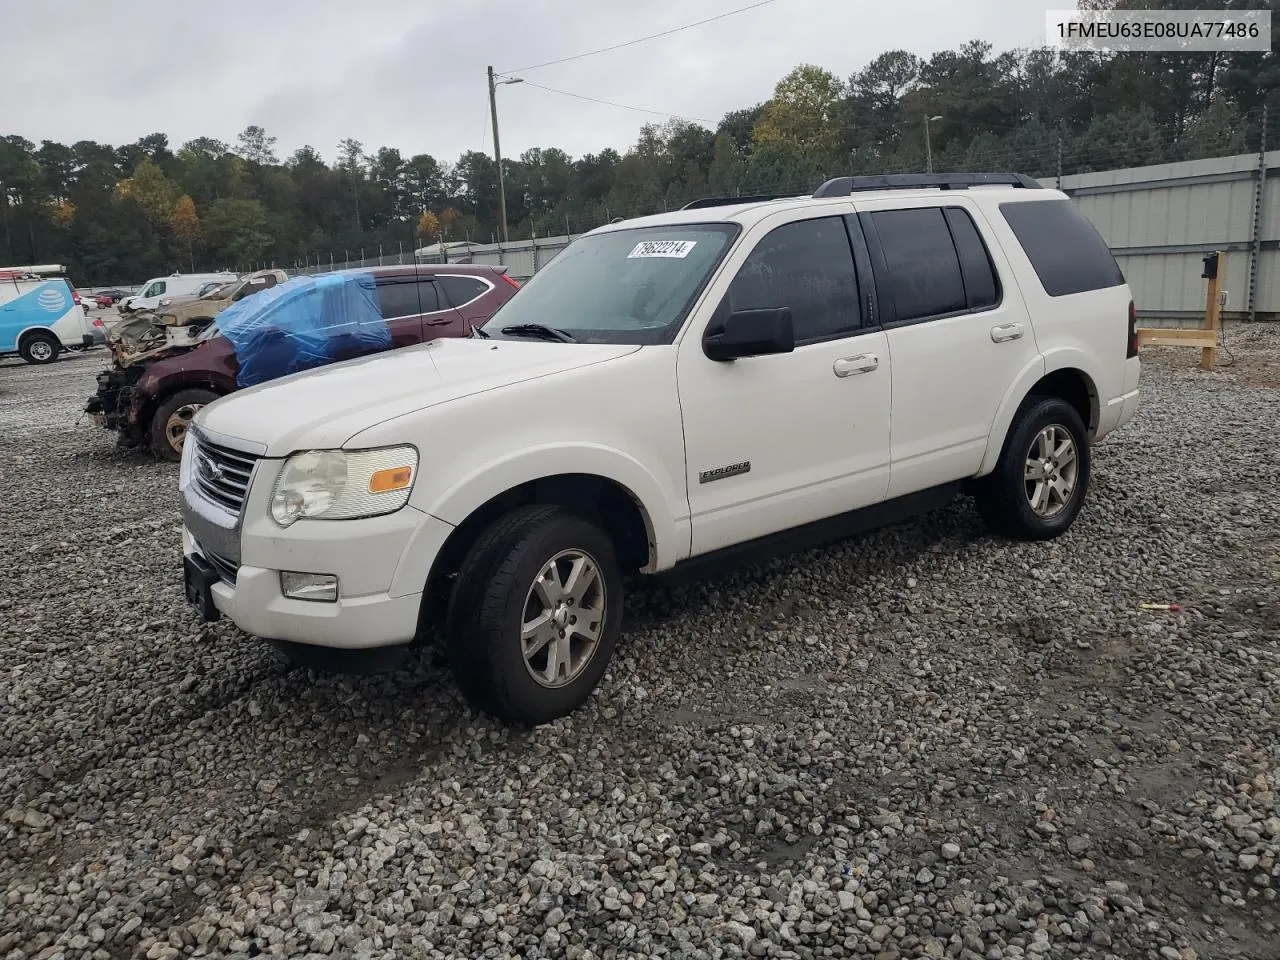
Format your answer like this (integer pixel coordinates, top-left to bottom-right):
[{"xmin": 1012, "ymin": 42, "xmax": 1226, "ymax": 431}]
[
  {"xmin": 426, "ymin": 316, "xmax": 454, "ymax": 326},
  {"xmin": 833, "ymin": 354, "xmax": 879, "ymax": 377},
  {"xmin": 990, "ymin": 322, "xmax": 1025, "ymax": 343}
]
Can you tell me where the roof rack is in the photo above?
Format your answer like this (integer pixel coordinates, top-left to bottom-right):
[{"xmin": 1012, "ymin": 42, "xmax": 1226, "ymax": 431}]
[
  {"xmin": 812, "ymin": 173, "xmax": 1042, "ymax": 198},
  {"xmin": 680, "ymin": 194, "xmax": 789, "ymax": 210}
]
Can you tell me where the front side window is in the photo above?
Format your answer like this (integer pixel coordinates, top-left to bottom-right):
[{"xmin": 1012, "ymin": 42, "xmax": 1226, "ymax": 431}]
[
  {"xmin": 480, "ymin": 224, "xmax": 739, "ymax": 345},
  {"xmin": 870, "ymin": 208, "xmax": 967, "ymax": 322},
  {"xmin": 145, "ymin": 281, "xmax": 166, "ymax": 297},
  {"xmin": 725, "ymin": 216, "xmax": 860, "ymax": 342}
]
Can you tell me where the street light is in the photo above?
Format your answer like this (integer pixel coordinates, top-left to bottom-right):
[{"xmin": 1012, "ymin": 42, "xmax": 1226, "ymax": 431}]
[
  {"xmin": 487, "ymin": 67, "xmax": 523, "ymax": 244},
  {"xmin": 924, "ymin": 115, "xmax": 943, "ymax": 174}
]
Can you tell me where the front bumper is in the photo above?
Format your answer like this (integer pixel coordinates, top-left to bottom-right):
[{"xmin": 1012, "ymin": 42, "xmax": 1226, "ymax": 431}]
[
  {"xmin": 85, "ymin": 367, "xmax": 141, "ymax": 433},
  {"xmin": 181, "ymin": 503, "xmax": 455, "ymax": 650}
]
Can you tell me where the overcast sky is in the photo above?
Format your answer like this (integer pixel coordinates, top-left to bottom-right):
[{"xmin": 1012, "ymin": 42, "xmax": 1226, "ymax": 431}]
[{"xmin": 5, "ymin": 0, "xmax": 1045, "ymax": 165}]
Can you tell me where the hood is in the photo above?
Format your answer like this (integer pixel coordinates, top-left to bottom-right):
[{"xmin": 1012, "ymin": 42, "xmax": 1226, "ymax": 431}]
[{"xmin": 196, "ymin": 337, "xmax": 641, "ymax": 456}]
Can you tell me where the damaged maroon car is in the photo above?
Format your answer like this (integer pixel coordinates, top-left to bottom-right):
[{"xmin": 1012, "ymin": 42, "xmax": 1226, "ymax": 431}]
[{"xmin": 85, "ymin": 264, "xmax": 519, "ymax": 460}]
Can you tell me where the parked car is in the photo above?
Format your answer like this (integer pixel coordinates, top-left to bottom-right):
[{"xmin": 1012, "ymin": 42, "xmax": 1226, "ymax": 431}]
[
  {"xmin": 107, "ymin": 269, "xmax": 289, "ymax": 368},
  {"xmin": 0, "ymin": 265, "xmax": 93, "ymax": 363},
  {"xmin": 177, "ymin": 172, "xmax": 1140, "ymax": 725},
  {"xmin": 119, "ymin": 272, "xmax": 236, "ymax": 314},
  {"xmin": 87, "ymin": 263, "xmax": 518, "ymax": 460},
  {"xmin": 95, "ymin": 289, "xmax": 130, "ymax": 307}
]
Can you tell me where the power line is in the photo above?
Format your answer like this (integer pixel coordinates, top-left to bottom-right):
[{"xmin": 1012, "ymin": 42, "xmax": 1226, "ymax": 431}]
[
  {"xmin": 499, "ymin": 0, "xmax": 782, "ymax": 74},
  {"xmin": 515, "ymin": 79, "xmax": 714, "ymax": 124}
]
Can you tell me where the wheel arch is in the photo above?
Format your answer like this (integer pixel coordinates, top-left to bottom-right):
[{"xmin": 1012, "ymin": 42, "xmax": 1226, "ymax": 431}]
[
  {"xmin": 418, "ymin": 470, "xmax": 664, "ymax": 638},
  {"xmin": 979, "ymin": 356, "xmax": 1099, "ymax": 476}
]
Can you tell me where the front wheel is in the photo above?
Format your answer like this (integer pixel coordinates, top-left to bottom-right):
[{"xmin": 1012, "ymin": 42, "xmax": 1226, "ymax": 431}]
[
  {"xmin": 150, "ymin": 388, "xmax": 219, "ymax": 462},
  {"xmin": 973, "ymin": 396, "xmax": 1091, "ymax": 540},
  {"xmin": 445, "ymin": 505, "xmax": 623, "ymax": 725}
]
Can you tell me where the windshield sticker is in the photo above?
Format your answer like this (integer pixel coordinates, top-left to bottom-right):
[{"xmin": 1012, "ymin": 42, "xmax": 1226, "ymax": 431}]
[{"xmin": 627, "ymin": 240, "xmax": 697, "ymax": 259}]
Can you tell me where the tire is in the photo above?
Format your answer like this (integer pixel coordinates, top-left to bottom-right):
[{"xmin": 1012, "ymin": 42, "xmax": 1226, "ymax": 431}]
[
  {"xmin": 973, "ymin": 396, "xmax": 1091, "ymax": 541},
  {"xmin": 150, "ymin": 388, "xmax": 219, "ymax": 462},
  {"xmin": 445, "ymin": 505, "xmax": 624, "ymax": 725},
  {"xmin": 19, "ymin": 331, "xmax": 60, "ymax": 364}
]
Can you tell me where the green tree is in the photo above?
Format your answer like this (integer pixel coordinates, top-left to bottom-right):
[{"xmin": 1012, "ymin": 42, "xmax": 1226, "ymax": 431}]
[
  {"xmin": 115, "ymin": 158, "xmax": 180, "ymax": 224},
  {"xmin": 203, "ymin": 197, "xmax": 271, "ymax": 268},
  {"xmin": 752, "ymin": 65, "xmax": 848, "ymax": 159}
]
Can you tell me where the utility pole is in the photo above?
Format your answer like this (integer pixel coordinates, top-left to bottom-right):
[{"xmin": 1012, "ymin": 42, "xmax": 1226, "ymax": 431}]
[
  {"xmin": 487, "ymin": 66, "xmax": 522, "ymax": 245},
  {"xmin": 924, "ymin": 115, "xmax": 942, "ymax": 174}
]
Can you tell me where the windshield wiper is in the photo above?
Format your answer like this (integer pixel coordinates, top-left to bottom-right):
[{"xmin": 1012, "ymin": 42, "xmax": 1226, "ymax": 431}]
[
  {"xmin": 469, "ymin": 323, "xmax": 491, "ymax": 339},
  {"xmin": 499, "ymin": 323, "xmax": 577, "ymax": 343}
]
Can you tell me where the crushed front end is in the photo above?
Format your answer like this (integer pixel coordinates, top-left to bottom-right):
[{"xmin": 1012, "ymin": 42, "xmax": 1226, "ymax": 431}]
[{"xmin": 85, "ymin": 364, "xmax": 148, "ymax": 445}]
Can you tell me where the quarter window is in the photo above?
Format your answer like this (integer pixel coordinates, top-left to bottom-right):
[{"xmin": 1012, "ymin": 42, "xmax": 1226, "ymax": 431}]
[
  {"xmin": 438, "ymin": 275, "xmax": 487, "ymax": 307},
  {"xmin": 1000, "ymin": 199, "xmax": 1124, "ymax": 297},
  {"xmin": 726, "ymin": 216, "xmax": 860, "ymax": 342}
]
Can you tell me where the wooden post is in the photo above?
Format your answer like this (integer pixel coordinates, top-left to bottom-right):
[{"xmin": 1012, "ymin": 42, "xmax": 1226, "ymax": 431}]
[{"xmin": 1202, "ymin": 251, "xmax": 1223, "ymax": 371}]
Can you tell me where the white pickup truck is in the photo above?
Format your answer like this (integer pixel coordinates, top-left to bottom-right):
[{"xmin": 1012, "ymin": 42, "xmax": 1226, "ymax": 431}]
[{"xmin": 179, "ymin": 173, "xmax": 1140, "ymax": 724}]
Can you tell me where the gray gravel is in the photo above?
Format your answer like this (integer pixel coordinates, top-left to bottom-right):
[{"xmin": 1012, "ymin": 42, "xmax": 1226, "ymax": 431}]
[{"xmin": 2, "ymin": 331, "xmax": 1278, "ymax": 960}]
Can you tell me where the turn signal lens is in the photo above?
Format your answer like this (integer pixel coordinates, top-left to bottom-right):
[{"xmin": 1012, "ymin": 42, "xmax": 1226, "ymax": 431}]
[{"xmin": 369, "ymin": 466, "xmax": 413, "ymax": 493}]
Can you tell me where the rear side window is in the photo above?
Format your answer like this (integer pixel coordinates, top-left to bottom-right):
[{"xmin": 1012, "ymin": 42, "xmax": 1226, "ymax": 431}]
[
  {"xmin": 415, "ymin": 280, "xmax": 440, "ymax": 312},
  {"xmin": 727, "ymin": 216, "xmax": 860, "ymax": 342},
  {"xmin": 869, "ymin": 208, "xmax": 966, "ymax": 321},
  {"xmin": 438, "ymin": 275, "xmax": 488, "ymax": 307},
  {"xmin": 944, "ymin": 208, "xmax": 999, "ymax": 309},
  {"xmin": 1000, "ymin": 199, "xmax": 1123, "ymax": 297},
  {"xmin": 376, "ymin": 280, "xmax": 423, "ymax": 319}
]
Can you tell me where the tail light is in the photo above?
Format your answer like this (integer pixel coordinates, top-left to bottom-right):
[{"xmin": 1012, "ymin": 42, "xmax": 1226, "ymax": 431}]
[
  {"xmin": 1126, "ymin": 299, "xmax": 1139, "ymax": 358},
  {"xmin": 500, "ymin": 273, "xmax": 521, "ymax": 291}
]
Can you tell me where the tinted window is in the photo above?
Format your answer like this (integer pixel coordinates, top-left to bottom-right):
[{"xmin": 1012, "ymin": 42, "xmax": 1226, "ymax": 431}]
[
  {"xmin": 1000, "ymin": 199, "xmax": 1124, "ymax": 297},
  {"xmin": 870, "ymin": 208, "xmax": 966, "ymax": 321},
  {"xmin": 727, "ymin": 217, "xmax": 860, "ymax": 342},
  {"xmin": 438, "ymin": 275, "xmax": 487, "ymax": 307},
  {"xmin": 416, "ymin": 280, "xmax": 440, "ymax": 312},
  {"xmin": 944, "ymin": 208, "xmax": 999, "ymax": 309},
  {"xmin": 377, "ymin": 280, "xmax": 423, "ymax": 319}
]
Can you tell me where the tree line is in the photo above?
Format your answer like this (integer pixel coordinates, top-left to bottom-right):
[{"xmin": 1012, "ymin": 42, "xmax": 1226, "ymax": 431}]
[{"xmin": 1, "ymin": 0, "xmax": 1277, "ymax": 283}]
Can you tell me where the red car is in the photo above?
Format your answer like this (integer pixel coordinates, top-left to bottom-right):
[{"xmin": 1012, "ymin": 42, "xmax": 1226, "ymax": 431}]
[{"xmin": 86, "ymin": 264, "xmax": 521, "ymax": 460}]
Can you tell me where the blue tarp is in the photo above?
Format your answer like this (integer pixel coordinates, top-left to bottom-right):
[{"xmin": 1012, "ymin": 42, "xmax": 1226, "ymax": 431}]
[{"xmin": 216, "ymin": 272, "xmax": 391, "ymax": 388}]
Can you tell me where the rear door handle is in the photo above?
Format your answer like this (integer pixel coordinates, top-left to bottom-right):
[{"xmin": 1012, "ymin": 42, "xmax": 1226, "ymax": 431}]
[
  {"xmin": 833, "ymin": 354, "xmax": 879, "ymax": 377},
  {"xmin": 991, "ymin": 322, "xmax": 1024, "ymax": 343}
]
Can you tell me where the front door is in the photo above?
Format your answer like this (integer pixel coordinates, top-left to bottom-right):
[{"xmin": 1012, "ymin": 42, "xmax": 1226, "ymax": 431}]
[{"xmin": 678, "ymin": 213, "xmax": 893, "ymax": 557}]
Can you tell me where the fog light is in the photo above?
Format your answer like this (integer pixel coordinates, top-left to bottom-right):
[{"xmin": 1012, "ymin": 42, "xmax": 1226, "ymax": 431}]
[{"xmin": 281, "ymin": 572, "xmax": 338, "ymax": 602}]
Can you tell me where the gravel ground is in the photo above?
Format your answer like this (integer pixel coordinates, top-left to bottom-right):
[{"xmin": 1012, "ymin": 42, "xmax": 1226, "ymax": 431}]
[{"xmin": 1, "ymin": 330, "xmax": 1278, "ymax": 960}]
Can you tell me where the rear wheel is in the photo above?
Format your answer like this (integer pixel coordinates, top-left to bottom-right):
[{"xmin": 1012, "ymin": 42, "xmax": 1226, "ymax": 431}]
[
  {"xmin": 19, "ymin": 331, "xmax": 60, "ymax": 364},
  {"xmin": 973, "ymin": 396, "xmax": 1091, "ymax": 540},
  {"xmin": 150, "ymin": 388, "xmax": 219, "ymax": 461},
  {"xmin": 445, "ymin": 505, "xmax": 623, "ymax": 725}
]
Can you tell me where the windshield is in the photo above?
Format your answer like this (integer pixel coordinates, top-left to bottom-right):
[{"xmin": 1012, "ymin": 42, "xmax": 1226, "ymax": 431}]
[{"xmin": 480, "ymin": 223, "xmax": 738, "ymax": 345}]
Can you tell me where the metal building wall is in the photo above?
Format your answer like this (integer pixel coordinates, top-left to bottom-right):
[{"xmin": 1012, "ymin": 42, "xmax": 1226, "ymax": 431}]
[{"xmin": 1040, "ymin": 151, "xmax": 1279, "ymax": 321}]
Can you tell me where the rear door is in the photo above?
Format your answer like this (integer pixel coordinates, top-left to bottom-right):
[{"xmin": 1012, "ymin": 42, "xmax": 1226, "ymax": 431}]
[
  {"xmin": 857, "ymin": 199, "xmax": 1040, "ymax": 499},
  {"xmin": 375, "ymin": 277, "xmax": 426, "ymax": 348},
  {"xmin": 413, "ymin": 277, "xmax": 469, "ymax": 340}
]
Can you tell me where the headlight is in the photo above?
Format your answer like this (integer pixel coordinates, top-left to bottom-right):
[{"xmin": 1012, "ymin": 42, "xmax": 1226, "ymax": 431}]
[{"xmin": 270, "ymin": 446, "xmax": 418, "ymax": 527}]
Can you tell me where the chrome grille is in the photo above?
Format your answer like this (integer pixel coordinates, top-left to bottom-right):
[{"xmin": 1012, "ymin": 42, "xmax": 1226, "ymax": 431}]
[
  {"xmin": 200, "ymin": 541, "xmax": 239, "ymax": 585},
  {"xmin": 190, "ymin": 432, "xmax": 260, "ymax": 516}
]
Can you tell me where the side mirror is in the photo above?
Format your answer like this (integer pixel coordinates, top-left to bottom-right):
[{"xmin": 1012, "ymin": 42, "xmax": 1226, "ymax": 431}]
[{"xmin": 703, "ymin": 307, "xmax": 795, "ymax": 361}]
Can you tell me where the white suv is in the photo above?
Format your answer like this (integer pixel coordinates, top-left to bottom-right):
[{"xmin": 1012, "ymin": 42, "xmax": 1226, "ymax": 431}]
[{"xmin": 179, "ymin": 173, "xmax": 1141, "ymax": 724}]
